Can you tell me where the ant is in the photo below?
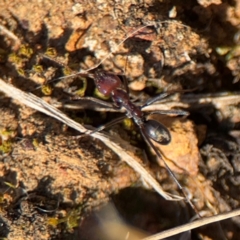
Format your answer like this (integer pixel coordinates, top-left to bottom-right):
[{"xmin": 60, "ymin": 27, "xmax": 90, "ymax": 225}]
[{"xmin": 74, "ymin": 69, "xmax": 198, "ymax": 214}]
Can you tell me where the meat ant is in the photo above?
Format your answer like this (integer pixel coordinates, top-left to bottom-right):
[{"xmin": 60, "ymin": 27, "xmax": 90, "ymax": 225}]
[
  {"xmin": 46, "ymin": 66, "xmax": 198, "ymax": 214},
  {"xmin": 78, "ymin": 69, "xmax": 199, "ymax": 214}
]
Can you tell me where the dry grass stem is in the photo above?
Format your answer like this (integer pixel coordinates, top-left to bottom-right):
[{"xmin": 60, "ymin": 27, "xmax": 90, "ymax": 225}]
[
  {"xmin": 53, "ymin": 92, "xmax": 240, "ymax": 113},
  {"xmin": 0, "ymin": 78, "xmax": 182, "ymax": 201},
  {"xmin": 143, "ymin": 208, "xmax": 240, "ymax": 240},
  {"xmin": 0, "ymin": 24, "xmax": 21, "ymax": 50}
]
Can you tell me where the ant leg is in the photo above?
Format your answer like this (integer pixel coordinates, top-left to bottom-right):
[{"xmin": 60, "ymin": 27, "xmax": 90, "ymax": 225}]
[
  {"xmin": 142, "ymin": 87, "xmax": 198, "ymax": 109},
  {"xmin": 148, "ymin": 109, "xmax": 189, "ymax": 116},
  {"xmin": 122, "ymin": 55, "xmax": 130, "ymax": 94},
  {"xmin": 141, "ymin": 92, "xmax": 170, "ymax": 108},
  {"xmin": 69, "ymin": 96, "xmax": 114, "ymax": 109},
  {"xmin": 123, "ymin": 75, "xmax": 129, "ymax": 94},
  {"xmin": 140, "ymin": 126, "xmax": 184, "ymax": 189},
  {"xmin": 139, "ymin": 126, "xmax": 200, "ymax": 217},
  {"xmin": 83, "ymin": 115, "xmax": 126, "ymax": 136}
]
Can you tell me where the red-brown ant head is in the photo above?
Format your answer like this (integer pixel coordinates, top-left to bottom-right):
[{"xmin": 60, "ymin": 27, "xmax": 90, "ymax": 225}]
[{"xmin": 94, "ymin": 70, "xmax": 122, "ymax": 97}]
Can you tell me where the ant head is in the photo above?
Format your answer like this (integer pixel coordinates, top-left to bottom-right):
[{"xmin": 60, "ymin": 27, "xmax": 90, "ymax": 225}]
[{"xmin": 94, "ymin": 70, "xmax": 122, "ymax": 97}]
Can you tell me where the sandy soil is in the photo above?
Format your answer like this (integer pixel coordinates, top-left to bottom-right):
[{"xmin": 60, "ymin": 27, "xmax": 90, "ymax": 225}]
[{"xmin": 0, "ymin": 0, "xmax": 240, "ymax": 239}]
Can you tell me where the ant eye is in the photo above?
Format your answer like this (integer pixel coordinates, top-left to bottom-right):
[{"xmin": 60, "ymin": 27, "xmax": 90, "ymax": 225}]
[{"xmin": 145, "ymin": 119, "xmax": 171, "ymax": 145}]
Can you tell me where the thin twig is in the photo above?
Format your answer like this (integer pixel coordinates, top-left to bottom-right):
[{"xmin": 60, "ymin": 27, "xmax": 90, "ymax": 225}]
[
  {"xmin": 45, "ymin": 24, "xmax": 154, "ymax": 84},
  {"xmin": 52, "ymin": 92, "xmax": 240, "ymax": 112},
  {"xmin": 0, "ymin": 24, "xmax": 21, "ymax": 50},
  {"xmin": 143, "ymin": 208, "xmax": 240, "ymax": 240}
]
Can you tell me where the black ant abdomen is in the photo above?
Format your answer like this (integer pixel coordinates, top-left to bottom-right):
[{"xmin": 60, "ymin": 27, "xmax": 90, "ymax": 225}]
[{"xmin": 144, "ymin": 119, "xmax": 171, "ymax": 145}]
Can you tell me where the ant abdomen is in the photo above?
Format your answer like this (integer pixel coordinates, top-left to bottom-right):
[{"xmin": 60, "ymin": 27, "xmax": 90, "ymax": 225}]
[{"xmin": 145, "ymin": 119, "xmax": 171, "ymax": 145}]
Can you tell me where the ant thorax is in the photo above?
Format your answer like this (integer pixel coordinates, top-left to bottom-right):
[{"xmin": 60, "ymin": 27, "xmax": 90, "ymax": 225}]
[{"xmin": 111, "ymin": 88, "xmax": 144, "ymax": 125}]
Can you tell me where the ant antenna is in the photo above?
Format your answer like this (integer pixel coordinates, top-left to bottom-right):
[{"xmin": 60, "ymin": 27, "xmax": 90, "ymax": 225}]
[
  {"xmin": 140, "ymin": 127, "xmax": 201, "ymax": 218},
  {"xmin": 36, "ymin": 24, "xmax": 154, "ymax": 89}
]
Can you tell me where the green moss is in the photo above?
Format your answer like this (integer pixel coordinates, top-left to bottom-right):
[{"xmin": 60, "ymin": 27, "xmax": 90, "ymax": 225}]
[
  {"xmin": 0, "ymin": 141, "xmax": 12, "ymax": 154},
  {"xmin": 18, "ymin": 45, "xmax": 33, "ymax": 58},
  {"xmin": 32, "ymin": 138, "xmax": 39, "ymax": 148},
  {"xmin": 62, "ymin": 67, "xmax": 72, "ymax": 76},
  {"xmin": 8, "ymin": 53, "xmax": 23, "ymax": 65},
  {"xmin": 73, "ymin": 78, "xmax": 87, "ymax": 97},
  {"xmin": 17, "ymin": 68, "xmax": 26, "ymax": 76},
  {"xmin": 216, "ymin": 45, "xmax": 240, "ymax": 61},
  {"xmin": 41, "ymin": 84, "xmax": 53, "ymax": 95},
  {"xmin": 122, "ymin": 118, "xmax": 134, "ymax": 131},
  {"xmin": 48, "ymin": 208, "xmax": 81, "ymax": 231},
  {"xmin": 45, "ymin": 48, "xmax": 57, "ymax": 58},
  {"xmin": 32, "ymin": 65, "xmax": 44, "ymax": 73}
]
